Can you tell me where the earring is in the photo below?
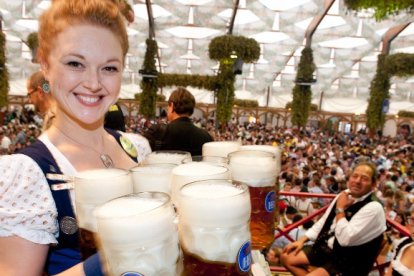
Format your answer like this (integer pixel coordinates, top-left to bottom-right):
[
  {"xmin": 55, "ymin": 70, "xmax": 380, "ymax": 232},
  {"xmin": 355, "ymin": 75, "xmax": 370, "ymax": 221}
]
[{"xmin": 42, "ymin": 81, "xmax": 50, "ymax": 93}]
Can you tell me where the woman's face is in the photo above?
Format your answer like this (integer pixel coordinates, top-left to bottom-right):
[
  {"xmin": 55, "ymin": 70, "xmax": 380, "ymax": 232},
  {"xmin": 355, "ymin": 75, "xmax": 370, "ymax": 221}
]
[{"xmin": 42, "ymin": 24, "xmax": 124, "ymax": 125}]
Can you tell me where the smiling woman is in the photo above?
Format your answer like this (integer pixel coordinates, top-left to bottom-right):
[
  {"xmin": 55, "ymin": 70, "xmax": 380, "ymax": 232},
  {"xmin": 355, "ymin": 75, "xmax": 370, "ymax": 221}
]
[{"xmin": 0, "ymin": 0, "xmax": 151, "ymax": 275}]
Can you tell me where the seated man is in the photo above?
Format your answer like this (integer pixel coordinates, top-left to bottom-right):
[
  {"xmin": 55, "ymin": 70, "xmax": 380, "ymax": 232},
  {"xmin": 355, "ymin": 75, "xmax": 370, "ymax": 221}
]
[{"xmin": 281, "ymin": 162, "xmax": 386, "ymax": 276}]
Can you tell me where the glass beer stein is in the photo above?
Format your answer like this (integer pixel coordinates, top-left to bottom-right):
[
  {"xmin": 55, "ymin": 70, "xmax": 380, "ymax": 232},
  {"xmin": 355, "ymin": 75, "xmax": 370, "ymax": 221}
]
[
  {"xmin": 178, "ymin": 179, "xmax": 252, "ymax": 275},
  {"xmin": 228, "ymin": 150, "xmax": 278, "ymax": 250}
]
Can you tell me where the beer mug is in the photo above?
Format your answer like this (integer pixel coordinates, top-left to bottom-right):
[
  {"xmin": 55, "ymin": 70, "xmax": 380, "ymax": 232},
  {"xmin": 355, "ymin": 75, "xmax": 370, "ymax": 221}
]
[
  {"xmin": 130, "ymin": 163, "xmax": 176, "ymax": 195},
  {"xmin": 202, "ymin": 141, "xmax": 240, "ymax": 158},
  {"xmin": 240, "ymin": 144, "xmax": 281, "ymax": 177},
  {"xmin": 74, "ymin": 168, "xmax": 133, "ymax": 259},
  {"xmin": 228, "ymin": 150, "xmax": 278, "ymax": 250},
  {"xmin": 178, "ymin": 179, "xmax": 252, "ymax": 275},
  {"xmin": 143, "ymin": 150, "xmax": 191, "ymax": 165},
  {"xmin": 182, "ymin": 155, "xmax": 228, "ymax": 165},
  {"xmin": 94, "ymin": 192, "xmax": 179, "ymax": 276},
  {"xmin": 171, "ymin": 162, "xmax": 229, "ymax": 207}
]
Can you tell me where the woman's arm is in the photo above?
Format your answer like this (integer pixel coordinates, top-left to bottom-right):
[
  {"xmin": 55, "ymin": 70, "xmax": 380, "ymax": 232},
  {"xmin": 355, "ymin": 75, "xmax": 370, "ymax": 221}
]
[{"xmin": 0, "ymin": 235, "xmax": 49, "ymax": 276}]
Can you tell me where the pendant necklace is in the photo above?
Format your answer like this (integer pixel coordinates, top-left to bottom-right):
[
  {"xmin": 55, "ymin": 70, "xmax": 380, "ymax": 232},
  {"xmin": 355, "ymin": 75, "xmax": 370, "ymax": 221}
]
[{"xmin": 53, "ymin": 125, "xmax": 114, "ymax": 168}]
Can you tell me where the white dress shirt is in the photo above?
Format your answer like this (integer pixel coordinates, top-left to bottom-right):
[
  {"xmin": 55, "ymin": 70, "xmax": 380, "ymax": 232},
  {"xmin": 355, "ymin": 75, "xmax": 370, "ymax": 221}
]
[{"xmin": 306, "ymin": 190, "xmax": 386, "ymax": 248}]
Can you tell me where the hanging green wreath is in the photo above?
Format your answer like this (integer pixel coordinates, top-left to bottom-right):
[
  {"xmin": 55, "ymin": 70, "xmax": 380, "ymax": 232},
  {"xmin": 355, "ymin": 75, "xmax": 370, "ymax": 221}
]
[
  {"xmin": 0, "ymin": 31, "xmax": 9, "ymax": 108},
  {"xmin": 209, "ymin": 35, "xmax": 260, "ymax": 63},
  {"xmin": 366, "ymin": 53, "xmax": 414, "ymax": 131},
  {"xmin": 344, "ymin": 0, "xmax": 414, "ymax": 20},
  {"xmin": 290, "ymin": 47, "xmax": 316, "ymax": 128}
]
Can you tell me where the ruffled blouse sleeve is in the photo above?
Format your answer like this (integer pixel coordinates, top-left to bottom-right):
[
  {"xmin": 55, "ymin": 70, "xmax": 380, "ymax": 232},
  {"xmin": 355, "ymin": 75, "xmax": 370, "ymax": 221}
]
[
  {"xmin": 0, "ymin": 154, "xmax": 58, "ymax": 245},
  {"xmin": 121, "ymin": 132, "xmax": 152, "ymax": 163}
]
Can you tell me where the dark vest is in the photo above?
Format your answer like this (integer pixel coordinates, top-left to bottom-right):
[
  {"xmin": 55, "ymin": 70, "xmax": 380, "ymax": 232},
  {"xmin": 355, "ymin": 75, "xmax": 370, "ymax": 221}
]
[
  {"xmin": 313, "ymin": 193, "xmax": 384, "ymax": 276},
  {"xmin": 19, "ymin": 129, "xmax": 136, "ymax": 275}
]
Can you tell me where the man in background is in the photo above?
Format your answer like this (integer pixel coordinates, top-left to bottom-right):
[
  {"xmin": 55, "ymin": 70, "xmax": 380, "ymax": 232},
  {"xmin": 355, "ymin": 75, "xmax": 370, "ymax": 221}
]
[
  {"xmin": 27, "ymin": 71, "xmax": 54, "ymax": 131},
  {"xmin": 281, "ymin": 162, "xmax": 386, "ymax": 276},
  {"xmin": 144, "ymin": 87, "xmax": 213, "ymax": 156}
]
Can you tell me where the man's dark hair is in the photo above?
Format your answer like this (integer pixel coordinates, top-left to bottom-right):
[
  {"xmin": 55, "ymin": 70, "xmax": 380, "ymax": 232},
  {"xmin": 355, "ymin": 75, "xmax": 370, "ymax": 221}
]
[{"xmin": 168, "ymin": 87, "xmax": 195, "ymax": 116}]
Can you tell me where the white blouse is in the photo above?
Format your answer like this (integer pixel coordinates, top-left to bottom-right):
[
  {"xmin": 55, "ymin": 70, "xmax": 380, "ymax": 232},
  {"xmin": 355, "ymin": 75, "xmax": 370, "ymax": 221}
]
[
  {"xmin": 391, "ymin": 237, "xmax": 414, "ymax": 276},
  {"xmin": 0, "ymin": 132, "xmax": 151, "ymax": 245}
]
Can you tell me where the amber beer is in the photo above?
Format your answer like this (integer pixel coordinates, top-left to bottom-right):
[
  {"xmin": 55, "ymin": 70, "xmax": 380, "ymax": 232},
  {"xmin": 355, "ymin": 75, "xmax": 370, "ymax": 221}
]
[
  {"xmin": 228, "ymin": 150, "xmax": 278, "ymax": 250},
  {"xmin": 94, "ymin": 192, "xmax": 179, "ymax": 276},
  {"xmin": 178, "ymin": 180, "xmax": 252, "ymax": 275},
  {"xmin": 74, "ymin": 168, "xmax": 133, "ymax": 259}
]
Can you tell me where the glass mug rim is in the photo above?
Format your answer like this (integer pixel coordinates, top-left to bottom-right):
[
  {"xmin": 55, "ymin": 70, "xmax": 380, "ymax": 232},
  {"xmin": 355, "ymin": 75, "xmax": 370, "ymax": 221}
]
[
  {"xmin": 181, "ymin": 155, "xmax": 229, "ymax": 164},
  {"xmin": 75, "ymin": 168, "xmax": 130, "ymax": 180},
  {"xmin": 94, "ymin": 191, "xmax": 171, "ymax": 220},
  {"xmin": 130, "ymin": 163, "xmax": 177, "ymax": 172},
  {"xmin": 173, "ymin": 162, "xmax": 230, "ymax": 176},
  {"xmin": 228, "ymin": 149, "xmax": 275, "ymax": 159},
  {"xmin": 179, "ymin": 179, "xmax": 249, "ymax": 200},
  {"xmin": 149, "ymin": 150, "xmax": 191, "ymax": 155}
]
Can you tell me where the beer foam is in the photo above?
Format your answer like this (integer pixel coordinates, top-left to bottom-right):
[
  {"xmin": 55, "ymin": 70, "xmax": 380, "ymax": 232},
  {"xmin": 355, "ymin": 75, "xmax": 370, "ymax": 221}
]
[
  {"xmin": 202, "ymin": 141, "xmax": 240, "ymax": 158},
  {"xmin": 241, "ymin": 145, "xmax": 281, "ymax": 176},
  {"xmin": 95, "ymin": 196, "xmax": 164, "ymax": 218},
  {"xmin": 94, "ymin": 194, "xmax": 175, "ymax": 245},
  {"xmin": 76, "ymin": 168, "xmax": 129, "ymax": 179},
  {"xmin": 144, "ymin": 152, "xmax": 190, "ymax": 165},
  {"xmin": 172, "ymin": 162, "xmax": 228, "ymax": 176},
  {"xmin": 95, "ymin": 194, "xmax": 179, "ymax": 275},
  {"xmin": 74, "ymin": 169, "xmax": 133, "ymax": 231},
  {"xmin": 178, "ymin": 180, "xmax": 251, "ymax": 263},
  {"xmin": 229, "ymin": 151, "xmax": 277, "ymax": 186},
  {"xmin": 131, "ymin": 165, "xmax": 175, "ymax": 194},
  {"xmin": 178, "ymin": 180, "xmax": 250, "ymax": 227},
  {"xmin": 171, "ymin": 163, "xmax": 230, "ymax": 206}
]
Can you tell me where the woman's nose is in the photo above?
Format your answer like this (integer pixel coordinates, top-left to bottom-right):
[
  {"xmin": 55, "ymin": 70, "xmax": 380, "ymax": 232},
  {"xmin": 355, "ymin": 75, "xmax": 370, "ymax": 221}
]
[{"xmin": 83, "ymin": 69, "xmax": 102, "ymax": 91}]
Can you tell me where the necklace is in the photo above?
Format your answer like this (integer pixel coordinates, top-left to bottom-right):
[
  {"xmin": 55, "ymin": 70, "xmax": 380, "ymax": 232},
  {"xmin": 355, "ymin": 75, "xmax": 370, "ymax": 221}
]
[{"xmin": 52, "ymin": 125, "xmax": 114, "ymax": 168}]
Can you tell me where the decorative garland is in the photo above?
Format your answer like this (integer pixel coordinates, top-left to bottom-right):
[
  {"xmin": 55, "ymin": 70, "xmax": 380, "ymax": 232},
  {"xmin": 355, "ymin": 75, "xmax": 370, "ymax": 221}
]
[
  {"xmin": 344, "ymin": 0, "xmax": 414, "ymax": 20},
  {"xmin": 0, "ymin": 31, "xmax": 9, "ymax": 108},
  {"xmin": 139, "ymin": 38, "xmax": 158, "ymax": 118},
  {"xmin": 158, "ymin": 74, "xmax": 217, "ymax": 91},
  {"xmin": 26, "ymin": 32, "xmax": 38, "ymax": 63},
  {"xmin": 135, "ymin": 93, "xmax": 165, "ymax": 102},
  {"xmin": 138, "ymin": 34, "xmax": 260, "ymax": 124},
  {"xmin": 290, "ymin": 47, "xmax": 315, "ymax": 127},
  {"xmin": 233, "ymin": 98, "xmax": 258, "ymax": 108},
  {"xmin": 366, "ymin": 53, "xmax": 414, "ymax": 131},
  {"xmin": 398, "ymin": 110, "xmax": 414, "ymax": 118},
  {"xmin": 286, "ymin": 101, "xmax": 318, "ymax": 112},
  {"xmin": 209, "ymin": 35, "xmax": 260, "ymax": 124}
]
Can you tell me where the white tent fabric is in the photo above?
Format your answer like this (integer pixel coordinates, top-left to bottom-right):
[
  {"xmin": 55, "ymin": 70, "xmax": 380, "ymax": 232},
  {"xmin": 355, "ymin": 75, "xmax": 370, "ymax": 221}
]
[{"xmin": 1, "ymin": 0, "xmax": 413, "ymax": 114}]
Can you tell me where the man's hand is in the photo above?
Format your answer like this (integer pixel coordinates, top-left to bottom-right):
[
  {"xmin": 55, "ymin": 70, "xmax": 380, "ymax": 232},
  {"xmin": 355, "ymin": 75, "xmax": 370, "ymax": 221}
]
[
  {"xmin": 283, "ymin": 239, "xmax": 306, "ymax": 256},
  {"xmin": 336, "ymin": 190, "xmax": 355, "ymax": 210}
]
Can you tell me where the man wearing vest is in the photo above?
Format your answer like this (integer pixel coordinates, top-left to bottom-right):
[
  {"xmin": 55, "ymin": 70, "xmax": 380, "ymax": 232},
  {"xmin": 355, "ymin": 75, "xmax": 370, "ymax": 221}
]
[{"xmin": 281, "ymin": 162, "xmax": 386, "ymax": 276}]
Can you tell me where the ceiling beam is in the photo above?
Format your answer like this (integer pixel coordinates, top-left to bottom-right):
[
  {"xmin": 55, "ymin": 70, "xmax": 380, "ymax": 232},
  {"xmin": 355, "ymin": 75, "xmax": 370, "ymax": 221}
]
[
  {"xmin": 382, "ymin": 22, "xmax": 412, "ymax": 55},
  {"xmin": 227, "ymin": 0, "xmax": 240, "ymax": 35},
  {"xmin": 305, "ymin": 0, "xmax": 335, "ymax": 47},
  {"xmin": 145, "ymin": 0, "xmax": 156, "ymax": 39}
]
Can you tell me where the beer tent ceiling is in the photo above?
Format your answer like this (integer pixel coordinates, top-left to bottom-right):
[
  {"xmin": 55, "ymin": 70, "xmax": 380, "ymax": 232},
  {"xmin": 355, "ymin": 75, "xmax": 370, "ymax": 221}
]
[{"xmin": 1, "ymin": 0, "xmax": 413, "ymax": 114}]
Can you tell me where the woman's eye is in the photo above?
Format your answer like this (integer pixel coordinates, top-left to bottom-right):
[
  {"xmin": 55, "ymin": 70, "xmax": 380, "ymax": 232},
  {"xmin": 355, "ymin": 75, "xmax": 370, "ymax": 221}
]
[
  {"xmin": 67, "ymin": 61, "xmax": 83, "ymax": 68},
  {"xmin": 103, "ymin": 66, "xmax": 119, "ymax": 72}
]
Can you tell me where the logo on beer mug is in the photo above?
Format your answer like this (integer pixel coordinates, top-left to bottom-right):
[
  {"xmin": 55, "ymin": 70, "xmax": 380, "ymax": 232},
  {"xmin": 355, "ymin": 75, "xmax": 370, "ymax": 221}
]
[
  {"xmin": 237, "ymin": 241, "xmax": 251, "ymax": 273},
  {"xmin": 265, "ymin": 191, "xmax": 275, "ymax": 212}
]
